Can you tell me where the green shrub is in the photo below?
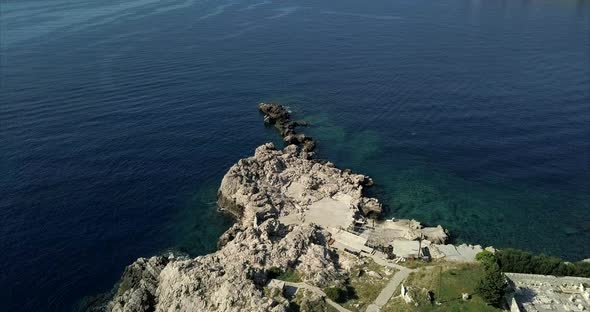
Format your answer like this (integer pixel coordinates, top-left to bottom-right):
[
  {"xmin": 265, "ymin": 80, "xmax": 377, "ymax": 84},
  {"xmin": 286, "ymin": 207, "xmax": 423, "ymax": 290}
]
[
  {"xmin": 268, "ymin": 267, "xmax": 283, "ymax": 279},
  {"xmin": 324, "ymin": 286, "xmax": 349, "ymax": 303},
  {"xmin": 496, "ymin": 249, "xmax": 590, "ymax": 278},
  {"xmin": 267, "ymin": 267, "xmax": 301, "ymax": 282},
  {"xmin": 476, "ymin": 262, "xmax": 507, "ymax": 307},
  {"xmin": 476, "ymin": 250, "xmax": 497, "ymax": 269}
]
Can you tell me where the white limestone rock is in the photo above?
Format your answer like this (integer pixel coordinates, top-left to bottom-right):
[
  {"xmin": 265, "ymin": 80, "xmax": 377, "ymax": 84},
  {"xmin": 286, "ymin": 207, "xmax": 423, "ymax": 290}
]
[
  {"xmin": 217, "ymin": 142, "xmax": 381, "ymax": 224},
  {"xmin": 106, "ymin": 105, "xmax": 384, "ymax": 312},
  {"xmin": 107, "ymin": 220, "xmax": 344, "ymax": 312}
]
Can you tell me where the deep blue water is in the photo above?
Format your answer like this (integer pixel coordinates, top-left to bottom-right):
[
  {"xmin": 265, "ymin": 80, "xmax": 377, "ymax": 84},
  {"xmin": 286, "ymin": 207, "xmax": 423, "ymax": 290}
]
[{"xmin": 1, "ymin": 0, "xmax": 589, "ymax": 311}]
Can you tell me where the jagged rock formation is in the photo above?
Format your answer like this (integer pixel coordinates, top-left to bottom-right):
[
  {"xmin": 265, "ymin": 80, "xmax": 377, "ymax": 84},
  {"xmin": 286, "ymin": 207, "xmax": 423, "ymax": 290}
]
[
  {"xmin": 100, "ymin": 103, "xmax": 455, "ymax": 312},
  {"xmin": 105, "ymin": 104, "xmax": 384, "ymax": 312},
  {"xmin": 217, "ymin": 142, "xmax": 381, "ymax": 226},
  {"xmin": 108, "ymin": 220, "xmax": 344, "ymax": 312},
  {"xmin": 258, "ymin": 102, "xmax": 315, "ymax": 153}
]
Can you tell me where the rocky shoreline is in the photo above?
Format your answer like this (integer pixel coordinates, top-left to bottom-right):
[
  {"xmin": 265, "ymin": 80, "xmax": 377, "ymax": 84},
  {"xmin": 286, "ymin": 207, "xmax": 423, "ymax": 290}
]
[{"xmin": 100, "ymin": 103, "xmax": 450, "ymax": 312}]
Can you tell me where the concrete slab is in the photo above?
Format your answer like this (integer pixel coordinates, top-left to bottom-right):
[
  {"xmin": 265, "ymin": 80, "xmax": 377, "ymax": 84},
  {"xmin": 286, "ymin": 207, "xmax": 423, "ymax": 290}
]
[
  {"xmin": 278, "ymin": 213, "xmax": 302, "ymax": 226},
  {"xmin": 286, "ymin": 181, "xmax": 305, "ymax": 201},
  {"xmin": 331, "ymin": 229, "xmax": 372, "ymax": 254},
  {"xmin": 393, "ymin": 240, "xmax": 421, "ymax": 258},
  {"xmin": 432, "ymin": 244, "xmax": 481, "ymax": 262},
  {"xmin": 507, "ymin": 273, "xmax": 590, "ymax": 312},
  {"xmin": 305, "ymin": 196, "xmax": 353, "ymax": 229}
]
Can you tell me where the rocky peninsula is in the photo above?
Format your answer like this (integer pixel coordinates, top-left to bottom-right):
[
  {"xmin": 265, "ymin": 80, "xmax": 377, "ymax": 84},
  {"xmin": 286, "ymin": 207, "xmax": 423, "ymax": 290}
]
[{"xmin": 101, "ymin": 103, "xmax": 456, "ymax": 312}]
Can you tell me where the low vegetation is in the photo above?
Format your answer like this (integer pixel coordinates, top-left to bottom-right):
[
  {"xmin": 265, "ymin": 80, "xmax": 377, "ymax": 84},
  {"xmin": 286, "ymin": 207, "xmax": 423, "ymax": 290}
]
[
  {"xmin": 288, "ymin": 288, "xmax": 339, "ymax": 312},
  {"xmin": 474, "ymin": 250, "xmax": 507, "ymax": 307},
  {"xmin": 268, "ymin": 267, "xmax": 302, "ymax": 282},
  {"xmin": 338, "ymin": 258, "xmax": 396, "ymax": 311},
  {"xmin": 475, "ymin": 250, "xmax": 496, "ymax": 265},
  {"xmin": 381, "ymin": 263, "xmax": 502, "ymax": 312},
  {"xmin": 495, "ymin": 248, "xmax": 590, "ymax": 277},
  {"xmin": 476, "ymin": 262, "xmax": 507, "ymax": 307},
  {"xmin": 324, "ymin": 286, "xmax": 353, "ymax": 303},
  {"xmin": 399, "ymin": 259, "xmax": 444, "ymax": 270}
]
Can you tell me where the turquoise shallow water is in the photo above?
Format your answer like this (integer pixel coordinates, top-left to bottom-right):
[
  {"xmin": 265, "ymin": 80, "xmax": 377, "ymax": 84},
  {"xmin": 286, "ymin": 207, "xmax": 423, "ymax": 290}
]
[
  {"xmin": 1, "ymin": 0, "xmax": 589, "ymax": 311},
  {"xmin": 303, "ymin": 111, "xmax": 590, "ymax": 254}
]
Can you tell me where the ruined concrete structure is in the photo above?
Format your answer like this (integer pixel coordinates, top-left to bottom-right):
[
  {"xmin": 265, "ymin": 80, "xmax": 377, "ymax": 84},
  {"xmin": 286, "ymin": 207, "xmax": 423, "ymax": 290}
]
[{"xmin": 506, "ymin": 273, "xmax": 590, "ymax": 312}]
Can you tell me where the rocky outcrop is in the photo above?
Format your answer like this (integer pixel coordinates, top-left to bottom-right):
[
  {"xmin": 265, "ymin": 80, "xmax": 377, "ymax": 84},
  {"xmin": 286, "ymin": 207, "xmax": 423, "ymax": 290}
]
[
  {"xmin": 259, "ymin": 102, "xmax": 315, "ymax": 153},
  {"xmin": 358, "ymin": 197, "xmax": 383, "ymax": 217},
  {"xmin": 420, "ymin": 225, "xmax": 448, "ymax": 244},
  {"xmin": 109, "ymin": 220, "xmax": 344, "ymax": 312},
  {"xmin": 104, "ymin": 104, "xmax": 383, "ymax": 312},
  {"xmin": 109, "ymin": 257, "xmax": 170, "ymax": 312},
  {"xmin": 217, "ymin": 142, "xmax": 382, "ymax": 226}
]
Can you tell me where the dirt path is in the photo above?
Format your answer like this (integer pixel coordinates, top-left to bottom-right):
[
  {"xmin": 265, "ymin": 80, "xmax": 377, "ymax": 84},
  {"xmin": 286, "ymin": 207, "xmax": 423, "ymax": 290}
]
[
  {"xmin": 366, "ymin": 267, "xmax": 413, "ymax": 312},
  {"xmin": 275, "ymin": 254, "xmax": 434, "ymax": 312},
  {"xmin": 365, "ymin": 254, "xmax": 421, "ymax": 312}
]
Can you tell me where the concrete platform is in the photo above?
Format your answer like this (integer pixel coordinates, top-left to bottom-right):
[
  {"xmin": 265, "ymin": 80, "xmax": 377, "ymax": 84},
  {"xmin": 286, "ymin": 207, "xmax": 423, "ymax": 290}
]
[{"xmin": 305, "ymin": 196, "xmax": 354, "ymax": 229}]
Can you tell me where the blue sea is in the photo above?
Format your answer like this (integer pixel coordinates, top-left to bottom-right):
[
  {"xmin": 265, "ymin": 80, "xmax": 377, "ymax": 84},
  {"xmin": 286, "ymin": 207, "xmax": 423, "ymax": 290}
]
[{"xmin": 1, "ymin": 0, "xmax": 589, "ymax": 310}]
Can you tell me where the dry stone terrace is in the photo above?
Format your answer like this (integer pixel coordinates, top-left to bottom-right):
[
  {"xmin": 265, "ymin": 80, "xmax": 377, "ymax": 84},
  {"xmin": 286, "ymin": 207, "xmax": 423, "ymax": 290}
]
[{"xmin": 506, "ymin": 273, "xmax": 590, "ymax": 312}]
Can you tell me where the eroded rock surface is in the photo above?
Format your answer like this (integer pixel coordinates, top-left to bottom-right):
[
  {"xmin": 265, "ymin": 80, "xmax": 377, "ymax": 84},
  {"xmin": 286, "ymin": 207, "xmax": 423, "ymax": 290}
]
[
  {"xmin": 258, "ymin": 102, "xmax": 315, "ymax": 152},
  {"xmin": 109, "ymin": 220, "xmax": 344, "ymax": 312},
  {"xmin": 217, "ymin": 142, "xmax": 381, "ymax": 226},
  {"xmin": 105, "ymin": 104, "xmax": 385, "ymax": 312}
]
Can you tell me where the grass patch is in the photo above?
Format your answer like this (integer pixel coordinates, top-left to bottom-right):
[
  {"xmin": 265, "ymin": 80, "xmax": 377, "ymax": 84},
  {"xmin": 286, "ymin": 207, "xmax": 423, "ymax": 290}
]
[
  {"xmin": 268, "ymin": 267, "xmax": 302, "ymax": 283},
  {"xmin": 340, "ymin": 258, "xmax": 397, "ymax": 311},
  {"xmin": 289, "ymin": 288, "xmax": 339, "ymax": 312},
  {"xmin": 382, "ymin": 297, "xmax": 419, "ymax": 312},
  {"xmin": 382, "ymin": 263, "xmax": 503, "ymax": 312},
  {"xmin": 324, "ymin": 286, "xmax": 354, "ymax": 303},
  {"xmin": 399, "ymin": 259, "xmax": 443, "ymax": 270}
]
